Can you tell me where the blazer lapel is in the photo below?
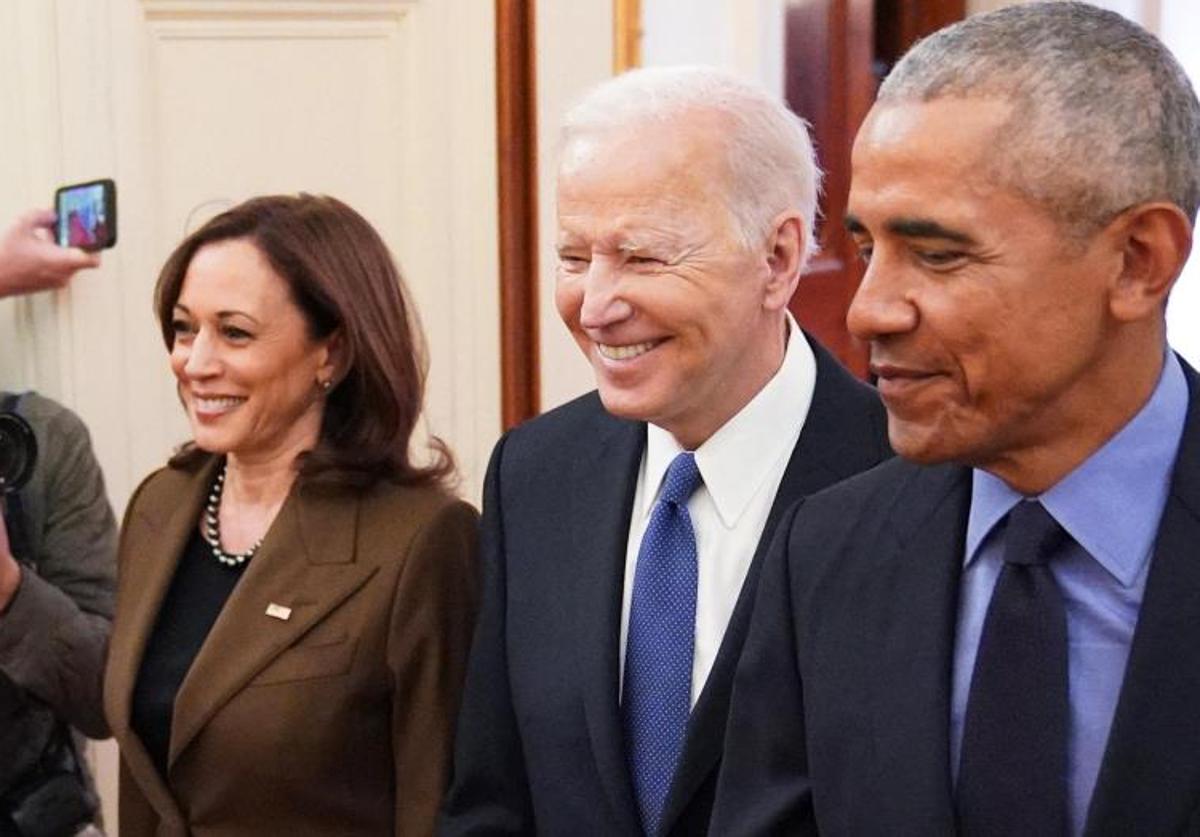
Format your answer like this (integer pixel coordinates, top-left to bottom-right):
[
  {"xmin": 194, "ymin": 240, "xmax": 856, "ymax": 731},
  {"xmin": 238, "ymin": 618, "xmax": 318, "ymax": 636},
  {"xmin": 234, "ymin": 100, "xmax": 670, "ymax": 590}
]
[
  {"xmin": 168, "ymin": 481, "xmax": 377, "ymax": 768},
  {"xmin": 104, "ymin": 458, "xmax": 221, "ymax": 829},
  {"xmin": 862, "ymin": 464, "xmax": 966, "ymax": 833},
  {"xmin": 1085, "ymin": 365, "xmax": 1200, "ymax": 834},
  {"xmin": 572, "ymin": 412, "xmax": 645, "ymax": 835},
  {"xmin": 661, "ymin": 340, "xmax": 887, "ymax": 833}
]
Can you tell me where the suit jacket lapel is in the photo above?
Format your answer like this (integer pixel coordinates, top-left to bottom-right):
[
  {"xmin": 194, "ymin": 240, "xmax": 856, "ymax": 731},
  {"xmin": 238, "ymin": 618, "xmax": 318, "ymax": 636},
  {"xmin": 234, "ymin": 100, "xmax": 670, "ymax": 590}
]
[
  {"xmin": 1085, "ymin": 363, "xmax": 1200, "ymax": 834},
  {"xmin": 104, "ymin": 457, "xmax": 221, "ymax": 828},
  {"xmin": 572, "ymin": 410, "xmax": 645, "ymax": 835},
  {"xmin": 660, "ymin": 339, "xmax": 887, "ymax": 833},
  {"xmin": 168, "ymin": 480, "xmax": 377, "ymax": 768},
  {"xmin": 861, "ymin": 463, "xmax": 966, "ymax": 832}
]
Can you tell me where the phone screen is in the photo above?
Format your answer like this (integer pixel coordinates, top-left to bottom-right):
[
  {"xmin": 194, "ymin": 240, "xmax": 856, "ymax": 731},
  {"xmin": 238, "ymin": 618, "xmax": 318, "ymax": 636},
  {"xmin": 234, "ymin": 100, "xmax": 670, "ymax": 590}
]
[{"xmin": 55, "ymin": 179, "xmax": 117, "ymax": 251}]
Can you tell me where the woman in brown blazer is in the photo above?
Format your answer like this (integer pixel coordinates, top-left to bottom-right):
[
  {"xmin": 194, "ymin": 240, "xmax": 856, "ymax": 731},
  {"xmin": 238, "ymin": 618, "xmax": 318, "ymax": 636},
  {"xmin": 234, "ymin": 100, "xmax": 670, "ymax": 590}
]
[{"xmin": 104, "ymin": 194, "xmax": 478, "ymax": 835}]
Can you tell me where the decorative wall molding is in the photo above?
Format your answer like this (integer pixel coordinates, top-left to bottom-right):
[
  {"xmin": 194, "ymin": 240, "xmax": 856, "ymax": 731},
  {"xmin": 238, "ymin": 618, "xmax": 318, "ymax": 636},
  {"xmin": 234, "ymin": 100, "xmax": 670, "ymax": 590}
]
[{"xmin": 141, "ymin": 0, "xmax": 412, "ymax": 21}]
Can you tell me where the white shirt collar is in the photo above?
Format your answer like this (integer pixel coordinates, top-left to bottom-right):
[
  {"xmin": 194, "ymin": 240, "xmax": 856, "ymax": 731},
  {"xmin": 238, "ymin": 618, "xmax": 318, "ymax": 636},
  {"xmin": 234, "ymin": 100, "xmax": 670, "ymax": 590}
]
[{"xmin": 641, "ymin": 313, "xmax": 816, "ymax": 527}]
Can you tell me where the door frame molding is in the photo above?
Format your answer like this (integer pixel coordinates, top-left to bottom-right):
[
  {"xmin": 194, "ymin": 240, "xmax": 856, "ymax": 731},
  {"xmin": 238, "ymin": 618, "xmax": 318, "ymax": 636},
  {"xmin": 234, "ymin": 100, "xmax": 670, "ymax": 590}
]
[{"xmin": 495, "ymin": 0, "xmax": 540, "ymax": 429}]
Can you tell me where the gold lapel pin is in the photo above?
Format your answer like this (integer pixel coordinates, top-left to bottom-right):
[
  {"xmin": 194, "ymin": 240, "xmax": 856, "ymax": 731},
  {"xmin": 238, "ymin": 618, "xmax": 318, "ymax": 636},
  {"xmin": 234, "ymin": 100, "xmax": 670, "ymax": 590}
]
[{"xmin": 265, "ymin": 602, "xmax": 292, "ymax": 621}]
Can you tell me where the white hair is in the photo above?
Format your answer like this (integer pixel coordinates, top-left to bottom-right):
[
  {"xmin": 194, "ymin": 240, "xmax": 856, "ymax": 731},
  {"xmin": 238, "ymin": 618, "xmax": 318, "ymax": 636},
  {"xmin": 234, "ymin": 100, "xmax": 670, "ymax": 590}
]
[{"xmin": 561, "ymin": 65, "xmax": 822, "ymax": 262}]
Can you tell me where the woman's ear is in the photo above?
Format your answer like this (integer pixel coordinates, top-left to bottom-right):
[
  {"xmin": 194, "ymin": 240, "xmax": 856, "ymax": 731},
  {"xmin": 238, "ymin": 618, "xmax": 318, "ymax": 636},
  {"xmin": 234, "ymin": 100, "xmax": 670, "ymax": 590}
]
[{"xmin": 317, "ymin": 329, "xmax": 347, "ymax": 388}]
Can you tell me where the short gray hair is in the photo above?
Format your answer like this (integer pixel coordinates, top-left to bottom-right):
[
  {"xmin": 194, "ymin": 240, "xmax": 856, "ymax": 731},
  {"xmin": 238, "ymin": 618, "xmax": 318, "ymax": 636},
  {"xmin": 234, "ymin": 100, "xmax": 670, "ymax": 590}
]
[
  {"xmin": 561, "ymin": 65, "xmax": 822, "ymax": 261},
  {"xmin": 878, "ymin": 1, "xmax": 1200, "ymax": 231}
]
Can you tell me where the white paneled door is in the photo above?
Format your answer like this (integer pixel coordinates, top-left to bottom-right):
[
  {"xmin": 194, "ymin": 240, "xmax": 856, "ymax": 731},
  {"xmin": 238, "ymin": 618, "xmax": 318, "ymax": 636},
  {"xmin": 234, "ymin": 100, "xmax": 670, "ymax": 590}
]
[{"xmin": 0, "ymin": 0, "xmax": 499, "ymax": 825}]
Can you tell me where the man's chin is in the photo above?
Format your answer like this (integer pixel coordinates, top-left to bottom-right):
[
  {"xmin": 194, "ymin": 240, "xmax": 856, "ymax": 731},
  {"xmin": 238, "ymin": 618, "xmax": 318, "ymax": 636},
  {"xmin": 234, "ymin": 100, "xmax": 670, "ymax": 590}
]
[
  {"xmin": 595, "ymin": 386, "xmax": 662, "ymax": 425},
  {"xmin": 887, "ymin": 419, "xmax": 960, "ymax": 466}
]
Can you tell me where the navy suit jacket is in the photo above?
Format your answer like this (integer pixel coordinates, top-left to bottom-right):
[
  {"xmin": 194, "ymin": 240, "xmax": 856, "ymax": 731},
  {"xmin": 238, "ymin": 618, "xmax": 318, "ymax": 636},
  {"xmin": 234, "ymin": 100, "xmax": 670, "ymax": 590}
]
[
  {"xmin": 712, "ymin": 358, "xmax": 1200, "ymax": 836},
  {"xmin": 440, "ymin": 336, "xmax": 891, "ymax": 836}
]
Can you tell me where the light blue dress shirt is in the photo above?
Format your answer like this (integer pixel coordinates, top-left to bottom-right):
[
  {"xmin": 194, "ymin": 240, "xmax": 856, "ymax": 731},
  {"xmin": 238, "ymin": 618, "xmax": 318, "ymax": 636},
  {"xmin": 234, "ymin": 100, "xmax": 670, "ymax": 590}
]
[{"xmin": 951, "ymin": 352, "xmax": 1189, "ymax": 836}]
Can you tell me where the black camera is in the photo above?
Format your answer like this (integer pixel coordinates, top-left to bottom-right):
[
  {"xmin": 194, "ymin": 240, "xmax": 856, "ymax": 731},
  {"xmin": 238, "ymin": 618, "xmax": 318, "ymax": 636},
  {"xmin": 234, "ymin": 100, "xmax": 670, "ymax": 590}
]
[
  {"xmin": 0, "ymin": 413, "xmax": 36, "ymax": 496},
  {"xmin": 0, "ymin": 675, "xmax": 96, "ymax": 837}
]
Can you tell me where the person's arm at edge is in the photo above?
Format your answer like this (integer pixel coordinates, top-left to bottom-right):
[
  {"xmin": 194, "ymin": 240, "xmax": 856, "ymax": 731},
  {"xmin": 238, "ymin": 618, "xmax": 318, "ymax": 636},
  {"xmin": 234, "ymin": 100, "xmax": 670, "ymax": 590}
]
[
  {"xmin": 0, "ymin": 209, "xmax": 99, "ymax": 297},
  {"xmin": 0, "ymin": 399, "xmax": 117, "ymax": 738}
]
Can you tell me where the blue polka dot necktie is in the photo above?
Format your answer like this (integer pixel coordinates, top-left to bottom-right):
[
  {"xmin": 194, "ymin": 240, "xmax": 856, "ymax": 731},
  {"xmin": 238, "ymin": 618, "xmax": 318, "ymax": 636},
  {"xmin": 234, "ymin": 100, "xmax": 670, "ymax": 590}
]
[{"xmin": 623, "ymin": 451, "xmax": 703, "ymax": 835}]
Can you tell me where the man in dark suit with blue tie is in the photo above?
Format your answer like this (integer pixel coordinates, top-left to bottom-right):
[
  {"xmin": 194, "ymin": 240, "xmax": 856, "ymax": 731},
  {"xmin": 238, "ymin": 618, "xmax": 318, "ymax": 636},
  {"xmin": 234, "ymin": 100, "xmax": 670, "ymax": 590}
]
[
  {"xmin": 439, "ymin": 67, "xmax": 891, "ymax": 836},
  {"xmin": 711, "ymin": 3, "xmax": 1200, "ymax": 835}
]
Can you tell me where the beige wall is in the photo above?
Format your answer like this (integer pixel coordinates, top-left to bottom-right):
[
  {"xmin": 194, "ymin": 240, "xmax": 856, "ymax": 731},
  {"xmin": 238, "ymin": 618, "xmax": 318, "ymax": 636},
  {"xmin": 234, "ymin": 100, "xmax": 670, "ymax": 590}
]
[
  {"xmin": 642, "ymin": 0, "xmax": 785, "ymax": 96},
  {"xmin": 968, "ymin": 0, "xmax": 1155, "ymax": 19},
  {"xmin": 967, "ymin": 0, "xmax": 1019, "ymax": 12}
]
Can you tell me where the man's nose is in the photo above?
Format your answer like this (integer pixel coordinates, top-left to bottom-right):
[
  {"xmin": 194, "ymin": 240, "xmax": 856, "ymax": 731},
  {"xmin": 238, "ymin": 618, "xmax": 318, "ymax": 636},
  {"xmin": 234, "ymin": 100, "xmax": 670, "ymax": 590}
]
[
  {"xmin": 578, "ymin": 260, "xmax": 634, "ymax": 329},
  {"xmin": 846, "ymin": 256, "xmax": 919, "ymax": 341}
]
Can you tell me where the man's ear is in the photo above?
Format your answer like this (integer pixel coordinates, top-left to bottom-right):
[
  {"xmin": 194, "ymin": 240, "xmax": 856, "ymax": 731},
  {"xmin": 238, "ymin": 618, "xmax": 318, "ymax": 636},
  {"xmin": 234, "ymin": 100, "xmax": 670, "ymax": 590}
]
[
  {"xmin": 1108, "ymin": 202, "xmax": 1193, "ymax": 321},
  {"xmin": 762, "ymin": 211, "xmax": 806, "ymax": 311}
]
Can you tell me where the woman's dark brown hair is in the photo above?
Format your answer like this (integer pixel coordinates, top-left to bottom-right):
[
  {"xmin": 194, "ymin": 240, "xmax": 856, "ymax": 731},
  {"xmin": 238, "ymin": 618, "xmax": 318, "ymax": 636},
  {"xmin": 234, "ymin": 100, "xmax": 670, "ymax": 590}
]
[{"xmin": 155, "ymin": 193, "xmax": 453, "ymax": 488}]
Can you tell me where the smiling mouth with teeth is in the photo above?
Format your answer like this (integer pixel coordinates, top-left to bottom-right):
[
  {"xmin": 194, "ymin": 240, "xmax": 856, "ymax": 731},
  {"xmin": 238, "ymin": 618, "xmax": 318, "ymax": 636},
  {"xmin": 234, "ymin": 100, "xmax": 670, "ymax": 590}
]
[
  {"xmin": 194, "ymin": 396, "xmax": 246, "ymax": 412},
  {"xmin": 596, "ymin": 340, "xmax": 661, "ymax": 361}
]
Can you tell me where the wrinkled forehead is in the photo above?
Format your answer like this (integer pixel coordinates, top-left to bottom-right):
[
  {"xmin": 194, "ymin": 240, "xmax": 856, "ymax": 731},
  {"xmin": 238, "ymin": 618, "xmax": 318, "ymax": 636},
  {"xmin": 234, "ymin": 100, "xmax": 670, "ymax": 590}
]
[
  {"xmin": 559, "ymin": 108, "xmax": 734, "ymax": 181},
  {"xmin": 846, "ymin": 98, "xmax": 1046, "ymax": 237},
  {"xmin": 855, "ymin": 95, "xmax": 1116, "ymax": 241},
  {"xmin": 849, "ymin": 98, "xmax": 1021, "ymax": 207},
  {"xmin": 557, "ymin": 114, "xmax": 744, "ymax": 240},
  {"xmin": 855, "ymin": 97, "xmax": 1013, "ymax": 168}
]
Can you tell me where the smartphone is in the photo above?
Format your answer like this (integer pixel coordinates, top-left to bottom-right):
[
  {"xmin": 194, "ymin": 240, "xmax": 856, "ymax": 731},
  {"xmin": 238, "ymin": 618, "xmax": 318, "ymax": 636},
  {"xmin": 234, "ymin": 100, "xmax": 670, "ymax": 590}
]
[{"xmin": 54, "ymin": 178, "xmax": 117, "ymax": 251}]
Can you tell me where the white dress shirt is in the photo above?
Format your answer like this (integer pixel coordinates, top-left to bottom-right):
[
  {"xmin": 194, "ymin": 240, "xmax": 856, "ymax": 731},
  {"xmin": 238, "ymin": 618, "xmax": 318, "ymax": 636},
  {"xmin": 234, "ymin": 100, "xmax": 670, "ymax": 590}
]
[{"xmin": 619, "ymin": 314, "xmax": 816, "ymax": 706}]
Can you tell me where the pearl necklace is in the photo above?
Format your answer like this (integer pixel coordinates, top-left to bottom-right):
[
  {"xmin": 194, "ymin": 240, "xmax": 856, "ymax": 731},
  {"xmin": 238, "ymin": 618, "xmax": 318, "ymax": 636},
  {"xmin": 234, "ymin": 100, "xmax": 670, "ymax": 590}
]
[{"xmin": 202, "ymin": 464, "xmax": 262, "ymax": 568}]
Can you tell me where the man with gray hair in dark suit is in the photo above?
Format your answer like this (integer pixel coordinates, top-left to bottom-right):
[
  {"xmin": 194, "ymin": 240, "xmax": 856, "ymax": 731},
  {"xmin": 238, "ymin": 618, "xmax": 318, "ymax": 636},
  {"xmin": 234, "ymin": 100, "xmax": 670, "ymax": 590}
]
[
  {"xmin": 442, "ymin": 66, "xmax": 891, "ymax": 836},
  {"xmin": 713, "ymin": 3, "xmax": 1200, "ymax": 835}
]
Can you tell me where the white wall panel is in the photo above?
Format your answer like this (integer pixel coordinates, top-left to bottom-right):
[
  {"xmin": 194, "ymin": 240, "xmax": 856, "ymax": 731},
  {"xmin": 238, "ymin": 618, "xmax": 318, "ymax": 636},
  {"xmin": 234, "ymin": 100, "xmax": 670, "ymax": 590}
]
[{"xmin": 642, "ymin": 0, "xmax": 785, "ymax": 96}]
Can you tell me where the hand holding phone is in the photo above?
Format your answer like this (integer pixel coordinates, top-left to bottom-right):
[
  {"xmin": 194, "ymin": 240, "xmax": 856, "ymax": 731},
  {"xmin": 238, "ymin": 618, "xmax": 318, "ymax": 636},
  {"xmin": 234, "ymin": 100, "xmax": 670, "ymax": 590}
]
[
  {"xmin": 0, "ymin": 209, "xmax": 100, "ymax": 298},
  {"xmin": 54, "ymin": 179, "xmax": 117, "ymax": 252}
]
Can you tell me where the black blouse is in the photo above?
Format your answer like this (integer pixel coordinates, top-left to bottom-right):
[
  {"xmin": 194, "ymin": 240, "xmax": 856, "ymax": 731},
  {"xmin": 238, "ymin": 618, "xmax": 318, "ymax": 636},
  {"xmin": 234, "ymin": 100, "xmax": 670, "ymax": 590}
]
[{"xmin": 130, "ymin": 530, "xmax": 247, "ymax": 777}]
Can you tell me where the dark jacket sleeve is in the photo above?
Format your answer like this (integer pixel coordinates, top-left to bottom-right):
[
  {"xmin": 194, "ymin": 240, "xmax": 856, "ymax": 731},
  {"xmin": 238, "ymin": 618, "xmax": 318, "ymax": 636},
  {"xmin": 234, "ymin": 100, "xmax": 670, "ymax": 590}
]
[
  {"xmin": 710, "ymin": 500, "xmax": 820, "ymax": 836},
  {"xmin": 0, "ymin": 393, "xmax": 117, "ymax": 738},
  {"xmin": 439, "ymin": 433, "xmax": 536, "ymax": 835}
]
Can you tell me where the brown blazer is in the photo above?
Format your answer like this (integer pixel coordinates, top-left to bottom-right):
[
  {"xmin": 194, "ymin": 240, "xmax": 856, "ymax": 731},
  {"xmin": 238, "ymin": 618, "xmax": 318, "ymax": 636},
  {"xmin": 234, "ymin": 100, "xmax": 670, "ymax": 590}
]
[{"xmin": 104, "ymin": 455, "xmax": 479, "ymax": 836}]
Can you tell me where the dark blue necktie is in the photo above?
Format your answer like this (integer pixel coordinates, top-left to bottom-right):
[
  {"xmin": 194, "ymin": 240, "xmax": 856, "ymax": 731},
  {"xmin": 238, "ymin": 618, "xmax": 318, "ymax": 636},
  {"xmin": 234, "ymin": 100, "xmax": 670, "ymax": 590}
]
[
  {"xmin": 623, "ymin": 451, "xmax": 703, "ymax": 835},
  {"xmin": 958, "ymin": 499, "xmax": 1071, "ymax": 837}
]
